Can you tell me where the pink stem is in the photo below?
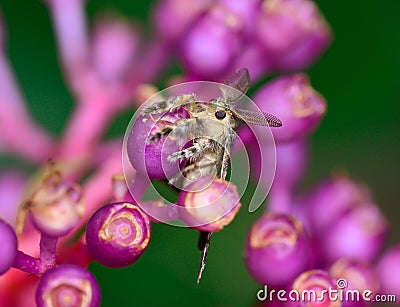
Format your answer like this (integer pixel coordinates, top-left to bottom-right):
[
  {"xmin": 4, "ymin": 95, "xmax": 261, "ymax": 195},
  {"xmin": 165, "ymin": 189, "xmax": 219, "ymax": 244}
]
[
  {"xmin": 57, "ymin": 97, "xmax": 112, "ymax": 159},
  {"xmin": 39, "ymin": 235, "xmax": 58, "ymax": 271},
  {"xmin": 70, "ymin": 149, "xmax": 122, "ymax": 234},
  {"xmin": 12, "ymin": 234, "xmax": 58, "ymax": 275},
  {"xmin": 13, "ymin": 251, "xmax": 41, "ymax": 275},
  {"xmin": 46, "ymin": 0, "xmax": 89, "ymax": 90},
  {"xmin": 0, "ymin": 52, "xmax": 54, "ymax": 162},
  {"xmin": 58, "ymin": 38, "xmax": 171, "ymax": 160}
]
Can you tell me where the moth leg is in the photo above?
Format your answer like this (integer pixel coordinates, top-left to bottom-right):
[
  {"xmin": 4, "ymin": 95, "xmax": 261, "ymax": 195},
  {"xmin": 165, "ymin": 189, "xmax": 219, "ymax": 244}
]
[
  {"xmin": 168, "ymin": 143, "xmax": 202, "ymax": 162},
  {"xmin": 168, "ymin": 159, "xmax": 216, "ymax": 186},
  {"xmin": 141, "ymin": 100, "xmax": 169, "ymax": 115},
  {"xmin": 168, "ymin": 139, "xmax": 216, "ymax": 162},
  {"xmin": 141, "ymin": 93, "xmax": 197, "ymax": 115},
  {"xmin": 147, "ymin": 118, "xmax": 189, "ymax": 143},
  {"xmin": 147, "ymin": 125, "xmax": 174, "ymax": 143}
]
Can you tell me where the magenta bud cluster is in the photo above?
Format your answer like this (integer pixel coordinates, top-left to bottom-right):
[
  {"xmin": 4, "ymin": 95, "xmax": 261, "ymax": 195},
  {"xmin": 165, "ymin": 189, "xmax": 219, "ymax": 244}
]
[
  {"xmin": 36, "ymin": 264, "xmax": 101, "ymax": 307},
  {"xmin": 305, "ymin": 177, "xmax": 388, "ymax": 264},
  {"xmin": 86, "ymin": 202, "xmax": 151, "ymax": 267},
  {"xmin": 244, "ymin": 175, "xmax": 390, "ymax": 298},
  {"xmin": 155, "ymin": 0, "xmax": 332, "ymax": 79},
  {"xmin": 255, "ymin": 0, "xmax": 332, "ymax": 71}
]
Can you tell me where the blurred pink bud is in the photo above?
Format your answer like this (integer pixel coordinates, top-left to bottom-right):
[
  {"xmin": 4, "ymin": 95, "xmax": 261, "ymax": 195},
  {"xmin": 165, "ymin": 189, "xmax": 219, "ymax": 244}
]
[
  {"xmin": 177, "ymin": 175, "xmax": 241, "ymax": 232},
  {"xmin": 256, "ymin": 0, "xmax": 332, "ymax": 71},
  {"xmin": 249, "ymin": 139, "xmax": 308, "ymax": 213},
  {"xmin": 28, "ymin": 170, "xmax": 84, "ymax": 237},
  {"xmin": 320, "ymin": 203, "xmax": 388, "ymax": 264},
  {"xmin": 91, "ymin": 16, "xmax": 140, "ymax": 82},
  {"xmin": 44, "ymin": 0, "xmax": 89, "ymax": 86},
  {"xmin": 273, "ymin": 140, "xmax": 308, "ymax": 190},
  {"xmin": 231, "ymin": 42, "xmax": 273, "ymax": 81},
  {"xmin": 377, "ymin": 245, "xmax": 400, "ymax": 299},
  {"xmin": 270, "ymin": 140, "xmax": 309, "ymax": 213},
  {"xmin": 306, "ymin": 177, "xmax": 372, "ymax": 235},
  {"xmin": 253, "ymin": 74, "xmax": 326, "ymax": 142},
  {"xmin": 330, "ymin": 258, "xmax": 379, "ymax": 307},
  {"xmin": 152, "ymin": 0, "xmax": 212, "ymax": 43},
  {"xmin": 217, "ymin": 0, "xmax": 261, "ymax": 38},
  {"xmin": 245, "ymin": 213, "xmax": 311, "ymax": 287},
  {"xmin": 0, "ymin": 172, "xmax": 26, "ymax": 226},
  {"xmin": 291, "ymin": 270, "xmax": 340, "ymax": 307},
  {"xmin": 179, "ymin": 6, "xmax": 243, "ymax": 78},
  {"xmin": 0, "ymin": 54, "xmax": 54, "ymax": 162},
  {"xmin": 0, "ymin": 218, "xmax": 17, "ymax": 275}
]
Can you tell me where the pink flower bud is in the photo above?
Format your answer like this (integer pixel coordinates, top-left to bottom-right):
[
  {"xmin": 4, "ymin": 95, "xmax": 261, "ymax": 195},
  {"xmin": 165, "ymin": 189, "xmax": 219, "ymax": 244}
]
[
  {"xmin": 250, "ymin": 140, "xmax": 308, "ymax": 213},
  {"xmin": 177, "ymin": 175, "xmax": 241, "ymax": 232},
  {"xmin": 291, "ymin": 269, "xmax": 340, "ymax": 307},
  {"xmin": 330, "ymin": 258, "xmax": 379, "ymax": 307},
  {"xmin": 152, "ymin": 0, "xmax": 212, "ymax": 43},
  {"xmin": 304, "ymin": 177, "xmax": 388, "ymax": 264},
  {"xmin": 305, "ymin": 177, "xmax": 372, "ymax": 235},
  {"xmin": 91, "ymin": 16, "xmax": 140, "ymax": 82},
  {"xmin": 28, "ymin": 171, "xmax": 83, "ymax": 237},
  {"xmin": 256, "ymin": 0, "xmax": 332, "ymax": 71},
  {"xmin": 0, "ymin": 218, "xmax": 17, "ymax": 275},
  {"xmin": 320, "ymin": 204, "xmax": 388, "ymax": 264},
  {"xmin": 86, "ymin": 202, "xmax": 151, "ymax": 267},
  {"xmin": 253, "ymin": 74, "xmax": 327, "ymax": 142},
  {"xmin": 217, "ymin": 0, "xmax": 261, "ymax": 38},
  {"xmin": 127, "ymin": 108, "xmax": 190, "ymax": 180},
  {"xmin": 245, "ymin": 213, "xmax": 311, "ymax": 287},
  {"xmin": 377, "ymin": 245, "xmax": 400, "ymax": 300},
  {"xmin": 36, "ymin": 264, "xmax": 100, "ymax": 307},
  {"xmin": 179, "ymin": 6, "xmax": 243, "ymax": 78},
  {"xmin": 231, "ymin": 42, "xmax": 273, "ymax": 82}
]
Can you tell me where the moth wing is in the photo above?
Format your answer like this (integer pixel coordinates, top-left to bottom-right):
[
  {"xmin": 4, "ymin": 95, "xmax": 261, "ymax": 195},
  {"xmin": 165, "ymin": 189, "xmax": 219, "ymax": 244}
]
[
  {"xmin": 219, "ymin": 68, "xmax": 250, "ymax": 103},
  {"xmin": 232, "ymin": 108, "xmax": 282, "ymax": 127}
]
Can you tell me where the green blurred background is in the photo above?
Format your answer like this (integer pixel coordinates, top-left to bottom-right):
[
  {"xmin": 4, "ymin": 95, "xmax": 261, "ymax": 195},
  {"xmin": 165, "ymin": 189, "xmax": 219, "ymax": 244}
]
[{"xmin": 0, "ymin": 0, "xmax": 399, "ymax": 306}]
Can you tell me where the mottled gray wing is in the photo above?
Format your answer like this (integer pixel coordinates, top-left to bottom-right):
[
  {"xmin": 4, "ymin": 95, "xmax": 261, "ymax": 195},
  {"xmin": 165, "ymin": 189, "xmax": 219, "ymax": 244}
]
[
  {"xmin": 220, "ymin": 68, "xmax": 250, "ymax": 103},
  {"xmin": 233, "ymin": 108, "xmax": 282, "ymax": 127}
]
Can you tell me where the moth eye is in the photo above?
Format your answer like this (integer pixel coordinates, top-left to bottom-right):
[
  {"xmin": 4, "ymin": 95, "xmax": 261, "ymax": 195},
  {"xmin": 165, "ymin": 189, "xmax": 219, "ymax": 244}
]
[{"xmin": 215, "ymin": 110, "xmax": 226, "ymax": 119}]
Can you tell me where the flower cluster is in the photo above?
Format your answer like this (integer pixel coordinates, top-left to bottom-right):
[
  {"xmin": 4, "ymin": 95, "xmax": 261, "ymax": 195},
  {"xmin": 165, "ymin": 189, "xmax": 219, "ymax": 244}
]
[{"xmin": 0, "ymin": 0, "xmax": 397, "ymax": 306}]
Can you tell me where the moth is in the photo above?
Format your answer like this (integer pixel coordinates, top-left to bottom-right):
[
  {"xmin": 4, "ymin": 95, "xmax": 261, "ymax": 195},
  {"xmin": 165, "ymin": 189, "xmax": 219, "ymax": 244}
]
[{"xmin": 141, "ymin": 68, "xmax": 282, "ymax": 283}]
